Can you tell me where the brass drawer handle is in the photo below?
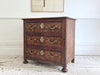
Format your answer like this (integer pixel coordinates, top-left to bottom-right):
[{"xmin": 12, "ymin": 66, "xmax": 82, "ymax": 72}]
[
  {"xmin": 48, "ymin": 25, "xmax": 58, "ymax": 30},
  {"xmin": 30, "ymin": 50, "xmax": 37, "ymax": 54},
  {"xmin": 48, "ymin": 53, "xmax": 57, "ymax": 58},
  {"xmin": 29, "ymin": 38, "xmax": 37, "ymax": 42},
  {"xmin": 48, "ymin": 40, "xmax": 57, "ymax": 44},
  {"xmin": 40, "ymin": 50, "xmax": 44, "ymax": 56},
  {"xmin": 30, "ymin": 25, "xmax": 37, "ymax": 29}
]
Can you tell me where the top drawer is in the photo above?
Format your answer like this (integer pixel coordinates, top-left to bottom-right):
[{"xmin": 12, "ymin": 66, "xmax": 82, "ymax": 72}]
[{"xmin": 25, "ymin": 22, "xmax": 62, "ymax": 36}]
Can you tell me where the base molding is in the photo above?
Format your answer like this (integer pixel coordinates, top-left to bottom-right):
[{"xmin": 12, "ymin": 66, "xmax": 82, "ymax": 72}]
[
  {"xmin": 75, "ymin": 42, "xmax": 100, "ymax": 55},
  {"xmin": 0, "ymin": 41, "xmax": 23, "ymax": 56}
]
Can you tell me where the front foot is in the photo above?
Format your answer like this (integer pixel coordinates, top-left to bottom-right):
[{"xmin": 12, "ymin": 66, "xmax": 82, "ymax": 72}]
[
  {"xmin": 71, "ymin": 58, "xmax": 75, "ymax": 63},
  {"xmin": 61, "ymin": 67, "xmax": 68, "ymax": 72},
  {"xmin": 23, "ymin": 59, "xmax": 28, "ymax": 64}
]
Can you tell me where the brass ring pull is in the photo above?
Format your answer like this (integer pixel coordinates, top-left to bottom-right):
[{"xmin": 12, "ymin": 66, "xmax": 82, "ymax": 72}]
[
  {"xmin": 48, "ymin": 40, "xmax": 57, "ymax": 44},
  {"xmin": 48, "ymin": 53, "xmax": 57, "ymax": 58},
  {"xmin": 30, "ymin": 50, "xmax": 37, "ymax": 54},
  {"xmin": 48, "ymin": 25, "xmax": 58, "ymax": 30}
]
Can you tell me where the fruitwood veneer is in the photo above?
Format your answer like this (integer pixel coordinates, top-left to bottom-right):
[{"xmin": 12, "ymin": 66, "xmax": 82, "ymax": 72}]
[{"xmin": 23, "ymin": 17, "xmax": 75, "ymax": 72}]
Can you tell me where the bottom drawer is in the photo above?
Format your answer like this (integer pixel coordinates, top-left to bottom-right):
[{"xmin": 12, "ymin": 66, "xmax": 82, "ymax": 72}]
[{"xmin": 25, "ymin": 48, "xmax": 62, "ymax": 65}]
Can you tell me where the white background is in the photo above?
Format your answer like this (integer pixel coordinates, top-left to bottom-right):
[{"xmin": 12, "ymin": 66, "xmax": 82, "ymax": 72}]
[{"xmin": 0, "ymin": 0, "xmax": 100, "ymax": 55}]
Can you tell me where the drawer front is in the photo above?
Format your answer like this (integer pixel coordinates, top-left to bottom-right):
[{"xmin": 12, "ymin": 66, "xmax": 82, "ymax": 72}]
[
  {"xmin": 25, "ymin": 48, "xmax": 62, "ymax": 64},
  {"xmin": 26, "ymin": 36, "xmax": 62, "ymax": 48},
  {"xmin": 45, "ymin": 22, "xmax": 62, "ymax": 33},
  {"xmin": 25, "ymin": 49, "xmax": 45, "ymax": 60},
  {"xmin": 25, "ymin": 22, "xmax": 62, "ymax": 36},
  {"xmin": 45, "ymin": 51, "xmax": 62, "ymax": 64}
]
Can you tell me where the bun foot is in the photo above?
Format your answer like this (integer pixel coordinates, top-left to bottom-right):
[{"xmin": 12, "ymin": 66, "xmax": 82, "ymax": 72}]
[
  {"xmin": 23, "ymin": 59, "xmax": 28, "ymax": 64},
  {"xmin": 71, "ymin": 58, "xmax": 75, "ymax": 63},
  {"xmin": 61, "ymin": 67, "xmax": 68, "ymax": 72}
]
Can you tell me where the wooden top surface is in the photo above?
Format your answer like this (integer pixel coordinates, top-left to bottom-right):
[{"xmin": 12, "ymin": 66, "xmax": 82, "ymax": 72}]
[{"xmin": 23, "ymin": 17, "xmax": 76, "ymax": 20}]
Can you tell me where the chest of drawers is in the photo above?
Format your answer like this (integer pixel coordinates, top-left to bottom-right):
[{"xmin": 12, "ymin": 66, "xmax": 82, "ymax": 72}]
[{"xmin": 23, "ymin": 17, "xmax": 75, "ymax": 72}]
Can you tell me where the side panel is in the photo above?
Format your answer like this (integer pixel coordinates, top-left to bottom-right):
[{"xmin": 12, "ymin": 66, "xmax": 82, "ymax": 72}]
[{"xmin": 66, "ymin": 19, "xmax": 75, "ymax": 63}]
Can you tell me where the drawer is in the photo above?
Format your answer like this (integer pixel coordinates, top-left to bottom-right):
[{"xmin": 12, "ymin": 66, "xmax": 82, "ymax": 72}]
[
  {"xmin": 45, "ymin": 51, "xmax": 62, "ymax": 64},
  {"xmin": 25, "ymin": 49, "xmax": 45, "ymax": 60},
  {"xmin": 25, "ymin": 22, "xmax": 62, "ymax": 36},
  {"xmin": 26, "ymin": 36, "xmax": 62, "ymax": 48},
  {"xmin": 25, "ymin": 48, "xmax": 62, "ymax": 64},
  {"xmin": 45, "ymin": 22, "xmax": 62, "ymax": 32}
]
